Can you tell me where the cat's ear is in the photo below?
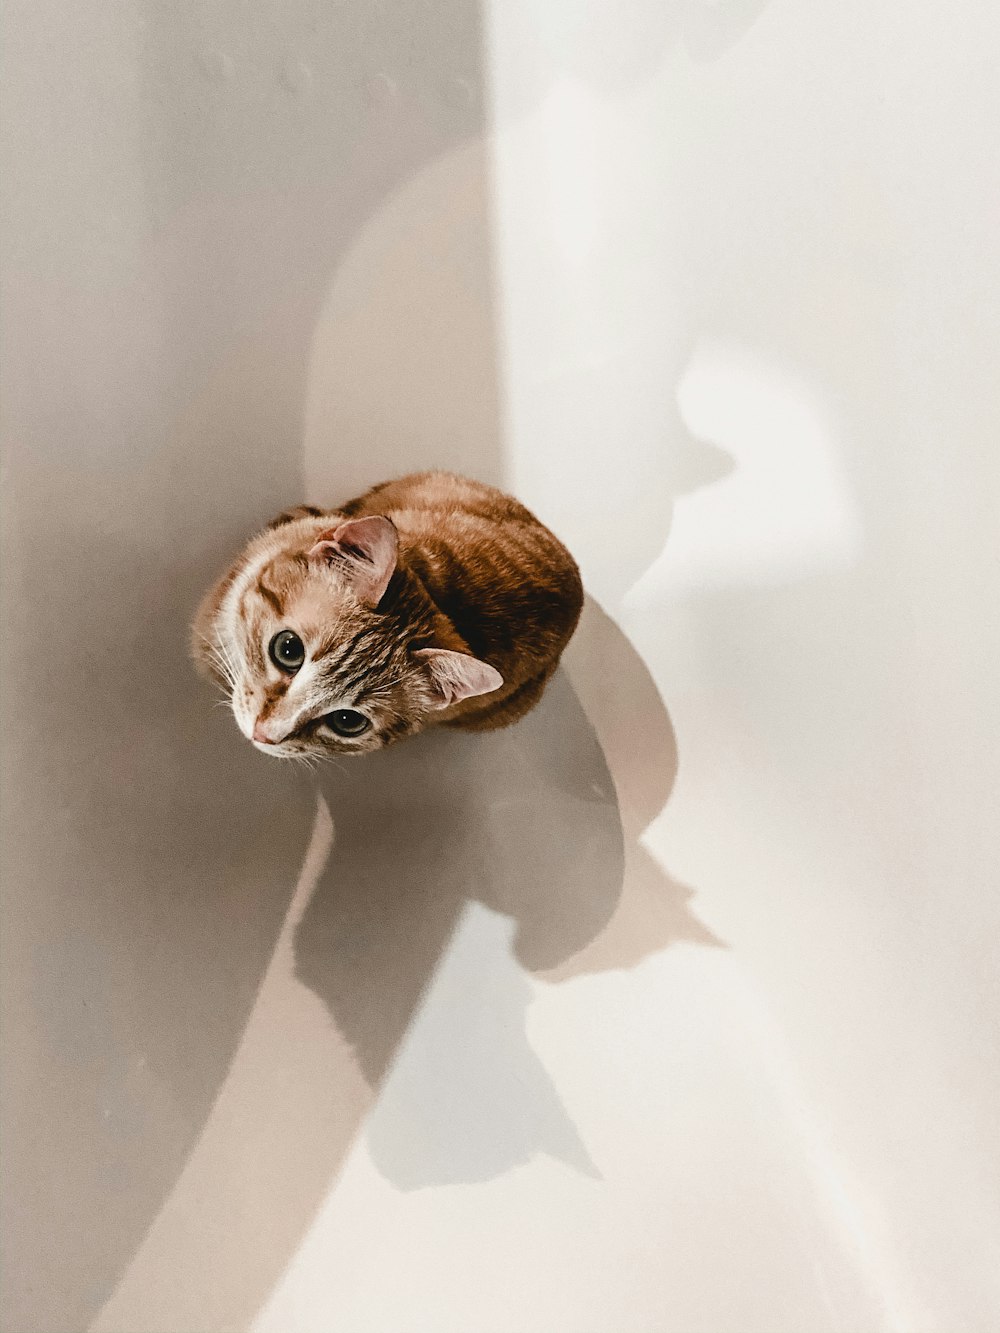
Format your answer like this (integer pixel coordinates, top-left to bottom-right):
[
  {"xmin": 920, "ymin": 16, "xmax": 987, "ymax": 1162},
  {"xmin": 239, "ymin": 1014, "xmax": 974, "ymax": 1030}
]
[
  {"xmin": 307, "ymin": 516, "xmax": 398, "ymax": 606},
  {"xmin": 414, "ymin": 648, "xmax": 504, "ymax": 709}
]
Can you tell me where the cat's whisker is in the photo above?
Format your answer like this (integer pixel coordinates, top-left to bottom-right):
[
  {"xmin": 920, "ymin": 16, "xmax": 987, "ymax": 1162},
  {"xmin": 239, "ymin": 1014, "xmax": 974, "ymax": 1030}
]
[
  {"xmin": 210, "ymin": 666, "xmax": 234, "ymax": 693},
  {"xmin": 204, "ymin": 629, "xmax": 238, "ymax": 677},
  {"xmin": 210, "ymin": 672, "xmax": 234, "ymax": 700},
  {"xmin": 205, "ymin": 642, "xmax": 236, "ymax": 689},
  {"xmin": 215, "ymin": 639, "xmax": 240, "ymax": 687},
  {"xmin": 197, "ymin": 631, "xmax": 229, "ymax": 668},
  {"xmin": 370, "ymin": 674, "xmax": 407, "ymax": 691},
  {"xmin": 217, "ymin": 661, "xmax": 237, "ymax": 693}
]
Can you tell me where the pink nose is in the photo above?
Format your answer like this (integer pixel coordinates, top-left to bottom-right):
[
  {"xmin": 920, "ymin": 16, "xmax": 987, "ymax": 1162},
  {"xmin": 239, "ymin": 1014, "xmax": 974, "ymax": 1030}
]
[{"xmin": 253, "ymin": 720, "xmax": 277, "ymax": 744}]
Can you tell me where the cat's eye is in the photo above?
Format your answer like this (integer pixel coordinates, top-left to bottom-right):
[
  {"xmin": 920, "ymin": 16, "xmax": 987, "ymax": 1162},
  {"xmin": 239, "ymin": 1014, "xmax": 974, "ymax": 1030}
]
[
  {"xmin": 268, "ymin": 629, "xmax": 305, "ymax": 672},
  {"xmin": 323, "ymin": 709, "xmax": 371, "ymax": 737}
]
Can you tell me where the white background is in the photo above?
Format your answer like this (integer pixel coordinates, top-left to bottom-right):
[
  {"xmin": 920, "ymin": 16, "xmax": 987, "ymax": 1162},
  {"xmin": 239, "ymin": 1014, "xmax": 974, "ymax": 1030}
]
[{"xmin": 2, "ymin": 1, "xmax": 998, "ymax": 1331}]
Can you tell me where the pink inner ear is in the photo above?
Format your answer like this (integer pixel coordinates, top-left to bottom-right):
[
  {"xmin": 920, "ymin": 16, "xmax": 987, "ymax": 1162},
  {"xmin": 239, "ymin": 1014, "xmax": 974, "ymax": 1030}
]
[
  {"xmin": 307, "ymin": 515, "xmax": 398, "ymax": 605},
  {"xmin": 414, "ymin": 648, "xmax": 504, "ymax": 709}
]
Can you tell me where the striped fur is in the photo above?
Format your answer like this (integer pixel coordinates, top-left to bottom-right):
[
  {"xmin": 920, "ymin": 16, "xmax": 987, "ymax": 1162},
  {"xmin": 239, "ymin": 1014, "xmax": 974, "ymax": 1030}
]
[{"xmin": 191, "ymin": 472, "xmax": 583, "ymax": 760}]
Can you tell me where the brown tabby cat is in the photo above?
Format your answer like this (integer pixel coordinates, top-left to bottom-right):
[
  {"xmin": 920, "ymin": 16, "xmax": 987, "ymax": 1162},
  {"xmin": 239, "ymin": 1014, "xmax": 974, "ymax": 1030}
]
[{"xmin": 192, "ymin": 473, "xmax": 583, "ymax": 759}]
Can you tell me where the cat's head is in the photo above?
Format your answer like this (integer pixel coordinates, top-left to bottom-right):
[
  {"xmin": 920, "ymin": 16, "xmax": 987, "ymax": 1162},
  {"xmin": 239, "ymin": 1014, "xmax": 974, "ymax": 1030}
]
[{"xmin": 192, "ymin": 513, "xmax": 503, "ymax": 759}]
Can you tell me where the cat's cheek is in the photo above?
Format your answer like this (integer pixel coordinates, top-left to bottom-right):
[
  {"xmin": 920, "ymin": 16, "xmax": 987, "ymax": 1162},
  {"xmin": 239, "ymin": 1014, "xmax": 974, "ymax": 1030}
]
[{"xmin": 357, "ymin": 728, "xmax": 404, "ymax": 754}]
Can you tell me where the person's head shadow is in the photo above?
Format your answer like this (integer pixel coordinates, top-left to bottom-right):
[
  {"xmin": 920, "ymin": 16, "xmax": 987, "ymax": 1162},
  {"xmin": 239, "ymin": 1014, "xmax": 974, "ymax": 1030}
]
[{"xmin": 295, "ymin": 596, "xmax": 722, "ymax": 1190}]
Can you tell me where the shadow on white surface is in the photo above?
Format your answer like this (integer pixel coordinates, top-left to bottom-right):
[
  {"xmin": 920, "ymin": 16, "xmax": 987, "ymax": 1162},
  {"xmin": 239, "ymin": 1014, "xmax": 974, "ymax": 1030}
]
[
  {"xmin": 90, "ymin": 602, "xmax": 720, "ymax": 1333},
  {"xmin": 298, "ymin": 601, "xmax": 721, "ymax": 1192}
]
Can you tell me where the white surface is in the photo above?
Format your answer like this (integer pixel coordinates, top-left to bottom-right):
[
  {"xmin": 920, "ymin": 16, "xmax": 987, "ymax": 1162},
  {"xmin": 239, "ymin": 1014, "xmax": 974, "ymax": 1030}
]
[{"xmin": 3, "ymin": 1, "xmax": 999, "ymax": 1331}]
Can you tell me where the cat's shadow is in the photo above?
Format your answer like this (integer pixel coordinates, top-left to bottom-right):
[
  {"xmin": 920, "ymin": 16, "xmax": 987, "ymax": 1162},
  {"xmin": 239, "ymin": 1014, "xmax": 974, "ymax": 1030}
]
[{"xmin": 296, "ymin": 597, "xmax": 721, "ymax": 1189}]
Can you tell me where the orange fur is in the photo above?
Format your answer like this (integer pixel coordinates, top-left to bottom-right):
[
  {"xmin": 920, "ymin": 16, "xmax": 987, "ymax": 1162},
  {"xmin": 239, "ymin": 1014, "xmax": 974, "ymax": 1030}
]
[{"xmin": 192, "ymin": 473, "xmax": 583, "ymax": 759}]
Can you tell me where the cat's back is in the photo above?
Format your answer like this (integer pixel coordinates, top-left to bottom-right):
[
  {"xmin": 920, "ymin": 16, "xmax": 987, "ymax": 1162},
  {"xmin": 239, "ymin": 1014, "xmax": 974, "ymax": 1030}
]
[
  {"xmin": 348, "ymin": 472, "xmax": 567, "ymax": 569},
  {"xmin": 346, "ymin": 472, "xmax": 582, "ymax": 680},
  {"xmin": 347, "ymin": 471, "xmax": 532, "ymax": 528}
]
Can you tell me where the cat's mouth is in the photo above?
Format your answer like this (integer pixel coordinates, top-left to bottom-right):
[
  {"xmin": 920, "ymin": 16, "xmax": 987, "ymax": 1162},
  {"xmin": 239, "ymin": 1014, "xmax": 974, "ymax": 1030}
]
[
  {"xmin": 234, "ymin": 709, "xmax": 297, "ymax": 756},
  {"xmin": 249, "ymin": 717, "xmax": 317, "ymax": 754},
  {"xmin": 251, "ymin": 737, "xmax": 307, "ymax": 761},
  {"xmin": 251, "ymin": 737, "xmax": 285, "ymax": 753}
]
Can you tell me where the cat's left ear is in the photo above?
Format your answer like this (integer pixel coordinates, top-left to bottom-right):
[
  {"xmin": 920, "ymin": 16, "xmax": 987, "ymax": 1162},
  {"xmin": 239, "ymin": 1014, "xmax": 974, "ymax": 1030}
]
[
  {"xmin": 308, "ymin": 516, "xmax": 398, "ymax": 606},
  {"xmin": 414, "ymin": 648, "xmax": 504, "ymax": 709}
]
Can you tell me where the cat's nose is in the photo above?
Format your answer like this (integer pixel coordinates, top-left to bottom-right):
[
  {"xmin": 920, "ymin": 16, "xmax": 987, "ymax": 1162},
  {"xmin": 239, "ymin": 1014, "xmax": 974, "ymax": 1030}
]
[{"xmin": 252, "ymin": 719, "xmax": 278, "ymax": 745}]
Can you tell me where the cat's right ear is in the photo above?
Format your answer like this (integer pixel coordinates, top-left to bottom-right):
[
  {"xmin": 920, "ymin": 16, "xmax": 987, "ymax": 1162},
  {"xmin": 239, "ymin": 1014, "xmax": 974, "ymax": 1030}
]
[
  {"xmin": 307, "ymin": 515, "xmax": 398, "ymax": 606},
  {"xmin": 414, "ymin": 648, "xmax": 504, "ymax": 709}
]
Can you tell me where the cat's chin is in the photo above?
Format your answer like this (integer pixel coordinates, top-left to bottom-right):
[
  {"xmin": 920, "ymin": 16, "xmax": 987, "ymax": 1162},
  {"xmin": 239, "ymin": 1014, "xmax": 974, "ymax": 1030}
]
[{"xmin": 250, "ymin": 740, "xmax": 302, "ymax": 760}]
